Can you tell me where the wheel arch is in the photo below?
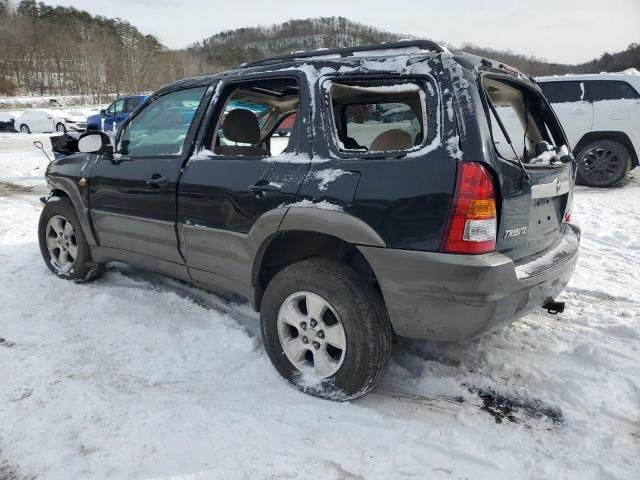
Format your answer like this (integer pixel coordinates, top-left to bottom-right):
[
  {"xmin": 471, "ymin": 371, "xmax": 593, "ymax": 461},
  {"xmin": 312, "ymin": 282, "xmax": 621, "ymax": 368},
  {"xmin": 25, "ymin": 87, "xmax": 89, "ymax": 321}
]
[
  {"xmin": 251, "ymin": 208, "xmax": 386, "ymax": 311},
  {"xmin": 49, "ymin": 188, "xmax": 69, "ymax": 199},
  {"xmin": 574, "ymin": 131, "xmax": 638, "ymax": 168},
  {"xmin": 46, "ymin": 179, "xmax": 97, "ymax": 246}
]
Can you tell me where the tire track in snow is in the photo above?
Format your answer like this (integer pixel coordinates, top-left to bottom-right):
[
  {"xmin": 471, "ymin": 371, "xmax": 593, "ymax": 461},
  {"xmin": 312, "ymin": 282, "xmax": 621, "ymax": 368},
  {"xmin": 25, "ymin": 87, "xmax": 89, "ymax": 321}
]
[{"xmin": 111, "ymin": 263, "xmax": 566, "ymax": 429}]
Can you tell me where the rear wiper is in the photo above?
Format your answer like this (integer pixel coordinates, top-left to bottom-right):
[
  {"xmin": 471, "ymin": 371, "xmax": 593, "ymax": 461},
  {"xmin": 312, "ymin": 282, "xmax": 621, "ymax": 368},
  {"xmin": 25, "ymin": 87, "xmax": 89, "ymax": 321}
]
[{"xmin": 484, "ymin": 92, "xmax": 531, "ymax": 184}]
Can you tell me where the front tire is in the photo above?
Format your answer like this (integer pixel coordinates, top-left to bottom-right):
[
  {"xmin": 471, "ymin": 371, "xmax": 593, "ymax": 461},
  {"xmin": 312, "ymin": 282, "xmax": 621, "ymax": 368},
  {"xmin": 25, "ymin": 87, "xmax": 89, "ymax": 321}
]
[
  {"xmin": 20, "ymin": 124, "xmax": 30, "ymax": 134},
  {"xmin": 260, "ymin": 258, "xmax": 392, "ymax": 400},
  {"xmin": 38, "ymin": 197, "xmax": 104, "ymax": 282},
  {"xmin": 56, "ymin": 123, "xmax": 67, "ymax": 133},
  {"xmin": 576, "ymin": 139, "xmax": 631, "ymax": 187}
]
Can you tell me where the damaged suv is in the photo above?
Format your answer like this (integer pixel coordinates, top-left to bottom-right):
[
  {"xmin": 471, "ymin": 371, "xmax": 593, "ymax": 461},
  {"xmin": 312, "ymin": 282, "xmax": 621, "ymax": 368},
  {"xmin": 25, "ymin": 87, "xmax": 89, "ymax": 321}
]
[{"xmin": 38, "ymin": 41, "xmax": 580, "ymax": 400}]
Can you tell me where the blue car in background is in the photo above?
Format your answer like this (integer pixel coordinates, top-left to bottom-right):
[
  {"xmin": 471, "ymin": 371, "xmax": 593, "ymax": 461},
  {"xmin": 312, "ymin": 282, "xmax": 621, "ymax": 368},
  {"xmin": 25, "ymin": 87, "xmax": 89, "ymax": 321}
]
[{"xmin": 86, "ymin": 95, "xmax": 147, "ymax": 132}]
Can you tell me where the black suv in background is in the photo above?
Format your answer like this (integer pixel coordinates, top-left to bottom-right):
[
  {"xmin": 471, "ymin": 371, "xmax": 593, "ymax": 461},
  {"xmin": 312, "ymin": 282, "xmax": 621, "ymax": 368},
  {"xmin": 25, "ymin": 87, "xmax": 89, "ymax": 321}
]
[{"xmin": 39, "ymin": 41, "xmax": 580, "ymax": 400}]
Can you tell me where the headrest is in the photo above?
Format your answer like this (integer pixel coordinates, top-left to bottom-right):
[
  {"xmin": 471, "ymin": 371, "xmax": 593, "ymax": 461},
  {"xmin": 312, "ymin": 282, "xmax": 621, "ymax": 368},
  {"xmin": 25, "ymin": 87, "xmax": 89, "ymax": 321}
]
[
  {"xmin": 223, "ymin": 109, "xmax": 260, "ymax": 144},
  {"xmin": 369, "ymin": 129, "xmax": 413, "ymax": 152}
]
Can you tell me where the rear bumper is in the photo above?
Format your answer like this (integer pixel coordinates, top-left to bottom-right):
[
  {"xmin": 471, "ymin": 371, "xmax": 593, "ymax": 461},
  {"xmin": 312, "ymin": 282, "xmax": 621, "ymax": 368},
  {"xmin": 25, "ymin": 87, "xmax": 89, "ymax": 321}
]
[{"xmin": 358, "ymin": 224, "xmax": 580, "ymax": 341}]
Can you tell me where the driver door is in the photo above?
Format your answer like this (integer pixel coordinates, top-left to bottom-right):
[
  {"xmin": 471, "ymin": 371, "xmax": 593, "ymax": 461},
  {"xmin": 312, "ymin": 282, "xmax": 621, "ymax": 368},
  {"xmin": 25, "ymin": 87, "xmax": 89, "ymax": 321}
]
[
  {"xmin": 89, "ymin": 85, "xmax": 209, "ymax": 271},
  {"xmin": 102, "ymin": 99, "xmax": 124, "ymax": 133}
]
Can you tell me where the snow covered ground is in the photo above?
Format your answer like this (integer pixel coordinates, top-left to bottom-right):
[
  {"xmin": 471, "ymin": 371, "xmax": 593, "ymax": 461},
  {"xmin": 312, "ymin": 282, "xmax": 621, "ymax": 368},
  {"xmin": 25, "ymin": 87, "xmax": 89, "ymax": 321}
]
[
  {"xmin": 0, "ymin": 93, "xmax": 118, "ymax": 110},
  {"xmin": 0, "ymin": 134, "xmax": 638, "ymax": 479}
]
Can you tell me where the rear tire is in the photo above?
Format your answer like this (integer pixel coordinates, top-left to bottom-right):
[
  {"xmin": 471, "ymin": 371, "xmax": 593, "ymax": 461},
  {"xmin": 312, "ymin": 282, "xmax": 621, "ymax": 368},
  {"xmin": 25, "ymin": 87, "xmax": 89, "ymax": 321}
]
[
  {"xmin": 576, "ymin": 139, "xmax": 631, "ymax": 187},
  {"xmin": 260, "ymin": 257, "xmax": 392, "ymax": 400},
  {"xmin": 38, "ymin": 197, "xmax": 104, "ymax": 282}
]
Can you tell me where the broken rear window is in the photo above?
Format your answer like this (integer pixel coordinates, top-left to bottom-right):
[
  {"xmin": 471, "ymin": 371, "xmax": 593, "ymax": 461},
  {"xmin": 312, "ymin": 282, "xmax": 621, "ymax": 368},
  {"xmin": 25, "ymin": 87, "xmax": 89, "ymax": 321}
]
[{"xmin": 482, "ymin": 76, "xmax": 565, "ymax": 164}]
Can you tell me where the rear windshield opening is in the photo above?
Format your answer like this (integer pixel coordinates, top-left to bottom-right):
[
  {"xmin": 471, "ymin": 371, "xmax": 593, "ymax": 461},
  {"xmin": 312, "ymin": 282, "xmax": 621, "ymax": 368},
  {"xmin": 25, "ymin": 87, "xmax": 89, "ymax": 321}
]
[
  {"xmin": 482, "ymin": 76, "xmax": 566, "ymax": 165},
  {"xmin": 328, "ymin": 82, "xmax": 427, "ymax": 153}
]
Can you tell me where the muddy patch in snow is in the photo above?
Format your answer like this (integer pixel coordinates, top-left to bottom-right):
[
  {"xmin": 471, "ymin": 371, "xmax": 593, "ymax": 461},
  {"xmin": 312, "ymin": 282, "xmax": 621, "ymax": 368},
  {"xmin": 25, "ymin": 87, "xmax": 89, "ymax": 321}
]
[
  {"xmin": 469, "ymin": 386, "xmax": 564, "ymax": 425},
  {"xmin": 0, "ymin": 456, "xmax": 36, "ymax": 480},
  {"xmin": 0, "ymin": 337, "xmax": 16, "ymax": 348},
  {"xmin": 0, "ymin": 182, "xmax": 33, "ymax": 197}
]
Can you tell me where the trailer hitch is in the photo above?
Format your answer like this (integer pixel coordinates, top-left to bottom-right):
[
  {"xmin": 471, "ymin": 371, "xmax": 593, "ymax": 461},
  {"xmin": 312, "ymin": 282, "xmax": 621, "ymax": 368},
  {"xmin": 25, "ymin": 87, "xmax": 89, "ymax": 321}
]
[{"xmin": 543, "ymin": 300, "xmax": 565, "ymax": 315}]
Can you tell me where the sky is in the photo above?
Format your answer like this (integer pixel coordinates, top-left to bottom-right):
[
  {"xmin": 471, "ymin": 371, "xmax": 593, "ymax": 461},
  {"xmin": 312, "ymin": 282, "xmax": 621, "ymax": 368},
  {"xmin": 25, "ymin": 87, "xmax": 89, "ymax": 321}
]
[{"xmin": 47, "ymin": 0, "xmax": 639, "ymax": 64}]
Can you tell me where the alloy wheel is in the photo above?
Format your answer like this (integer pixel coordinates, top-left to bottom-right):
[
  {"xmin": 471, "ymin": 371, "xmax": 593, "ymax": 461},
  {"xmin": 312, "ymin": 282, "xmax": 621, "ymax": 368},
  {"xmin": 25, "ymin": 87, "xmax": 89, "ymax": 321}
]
[
  {"xmin": 277, "ymin": 291, "xmax": 347, "ymax": 378},
  {"xmin": 45, "ymin": 215, "xmax": 78, "ymax": 273},
  {"xmin": 580, "ymin": 146, "xmax": 625, "ymax": 185}
]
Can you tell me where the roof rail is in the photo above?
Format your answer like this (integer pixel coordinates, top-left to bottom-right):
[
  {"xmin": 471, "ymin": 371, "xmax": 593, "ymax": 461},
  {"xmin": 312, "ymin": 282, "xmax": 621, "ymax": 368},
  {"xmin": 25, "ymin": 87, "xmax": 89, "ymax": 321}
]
[{"xmin": 239, "ymin": 40, "xmax": 445, "ymax": 69}]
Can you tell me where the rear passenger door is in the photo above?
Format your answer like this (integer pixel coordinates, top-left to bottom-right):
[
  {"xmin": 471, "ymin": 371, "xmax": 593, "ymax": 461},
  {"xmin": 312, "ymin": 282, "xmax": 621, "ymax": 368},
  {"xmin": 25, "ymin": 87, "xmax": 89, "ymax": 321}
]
[
  {"xmin": 539, "ymin": 81, "xmax": 593, "ymax": 148},
  {"xmin": 177, "ymin": 74, "xmax": 311, "ymax": 291}
]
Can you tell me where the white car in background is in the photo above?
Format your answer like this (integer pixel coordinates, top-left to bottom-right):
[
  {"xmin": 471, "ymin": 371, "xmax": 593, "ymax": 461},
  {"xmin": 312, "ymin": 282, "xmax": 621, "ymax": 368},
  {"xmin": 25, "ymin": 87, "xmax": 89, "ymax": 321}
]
[
  {"xmin": 15, "ymin": 109, "xmax": 87, "ymax": 134},
  {"xmin": 537, "ymin": 72, "xmax": 640, "ymax": 187}
]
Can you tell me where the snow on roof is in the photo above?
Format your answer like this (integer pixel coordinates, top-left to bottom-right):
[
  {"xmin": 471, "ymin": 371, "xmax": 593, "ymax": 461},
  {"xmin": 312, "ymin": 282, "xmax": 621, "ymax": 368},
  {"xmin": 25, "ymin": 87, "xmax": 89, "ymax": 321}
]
[{"xmin": 350, "ymin": 46, "xmax": 436, "ymax": 57}]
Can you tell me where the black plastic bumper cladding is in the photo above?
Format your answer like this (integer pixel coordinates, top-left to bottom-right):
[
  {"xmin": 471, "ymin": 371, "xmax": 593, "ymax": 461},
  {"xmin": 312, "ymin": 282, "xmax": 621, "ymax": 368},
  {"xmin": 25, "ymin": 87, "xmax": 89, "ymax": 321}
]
[{"xmin": 358, "ymin": 224, "xmax": 580, "ymax": 341}]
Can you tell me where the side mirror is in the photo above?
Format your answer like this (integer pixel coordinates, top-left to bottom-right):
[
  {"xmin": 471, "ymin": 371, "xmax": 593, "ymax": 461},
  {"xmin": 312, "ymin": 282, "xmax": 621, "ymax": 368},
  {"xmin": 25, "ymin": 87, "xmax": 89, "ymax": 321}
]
[
  {"xmin": 100, "ymin": 109, "xmax": 107, "ymax": 116},
  {"xmin": 78, "ymin": 131, "xmax": 110, "ymax": 154}
]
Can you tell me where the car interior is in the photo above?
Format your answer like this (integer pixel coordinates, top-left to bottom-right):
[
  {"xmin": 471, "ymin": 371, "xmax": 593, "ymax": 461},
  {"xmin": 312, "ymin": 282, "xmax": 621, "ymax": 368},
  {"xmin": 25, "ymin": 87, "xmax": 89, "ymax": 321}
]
[
  {"xmin": 207, "ymin": 78, "xmax": 300, "ymax": 157},
  {"xmin": 328, "ymin": 81, "xmax": 426, "ymax": 152},
  {"xmin": 483, "ymin": 76, "xmax": 563, "ymax": 163}
]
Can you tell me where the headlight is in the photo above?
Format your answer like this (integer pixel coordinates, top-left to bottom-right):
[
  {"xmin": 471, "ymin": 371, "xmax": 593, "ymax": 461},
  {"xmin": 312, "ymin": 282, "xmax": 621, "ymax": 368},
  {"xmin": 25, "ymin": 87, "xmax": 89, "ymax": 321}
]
[{"xmin": 63, "ymin": 118, "xmax": 75, "ymax": 123}]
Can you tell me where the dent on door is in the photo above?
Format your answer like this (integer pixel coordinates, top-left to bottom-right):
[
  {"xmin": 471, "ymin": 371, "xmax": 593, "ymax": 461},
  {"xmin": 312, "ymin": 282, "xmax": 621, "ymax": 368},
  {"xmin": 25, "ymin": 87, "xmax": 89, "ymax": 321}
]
[{"xmin": 178, "ymin": 157, "xmax": 310, "ymax": 289}]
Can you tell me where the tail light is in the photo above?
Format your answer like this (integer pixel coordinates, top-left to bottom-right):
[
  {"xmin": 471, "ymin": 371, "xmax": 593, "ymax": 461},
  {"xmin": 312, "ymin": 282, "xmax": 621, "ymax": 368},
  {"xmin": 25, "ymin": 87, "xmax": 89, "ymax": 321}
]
[
  {"xmin": 441, "ymin": 162, "xmax": 497, "ymax": 254},
  {"xmin": 564, "ymin": 188, "xmax": 573, "ymax": 223}
]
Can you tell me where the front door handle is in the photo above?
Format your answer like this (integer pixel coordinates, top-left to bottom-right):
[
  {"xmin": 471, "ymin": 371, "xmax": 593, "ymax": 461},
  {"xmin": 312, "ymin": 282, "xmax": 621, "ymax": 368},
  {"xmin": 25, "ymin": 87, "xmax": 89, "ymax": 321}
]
[
  {"xmin": 146, "ymin": 175, "xmax": 170, "ymax": 188},
  {"xmin": 249, "ymin": 181, "xmax": 281, "ymax": 199}
]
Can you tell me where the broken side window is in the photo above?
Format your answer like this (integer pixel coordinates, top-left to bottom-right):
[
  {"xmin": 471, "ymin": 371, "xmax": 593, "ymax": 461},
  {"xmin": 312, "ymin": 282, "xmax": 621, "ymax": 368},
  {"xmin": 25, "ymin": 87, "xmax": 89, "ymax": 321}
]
[{"xmin": 327, "ymin": 81, "xmax": 428, "ymax": 153}]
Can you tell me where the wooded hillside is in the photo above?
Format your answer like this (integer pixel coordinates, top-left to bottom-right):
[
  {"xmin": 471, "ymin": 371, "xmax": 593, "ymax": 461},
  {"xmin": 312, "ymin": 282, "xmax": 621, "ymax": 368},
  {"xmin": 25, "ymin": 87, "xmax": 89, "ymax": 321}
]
[
  {"xmin": 0, "ymin": 1, "xmax": 637, "ymax": 97},
  {"xmin": 0, "ymin": 0, "xmax": 202, "ymax": 98},
  {"xmin": 189, "ymin": 17, "xmax": 404, "ymax": 68}
]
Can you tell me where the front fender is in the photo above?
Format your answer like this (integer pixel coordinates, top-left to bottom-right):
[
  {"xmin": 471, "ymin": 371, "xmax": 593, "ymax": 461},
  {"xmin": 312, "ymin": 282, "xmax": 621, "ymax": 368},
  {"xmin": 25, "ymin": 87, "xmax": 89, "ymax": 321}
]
[{"xmin": 46, "ymin": 154, "xmax": 99, "ymax": 246}]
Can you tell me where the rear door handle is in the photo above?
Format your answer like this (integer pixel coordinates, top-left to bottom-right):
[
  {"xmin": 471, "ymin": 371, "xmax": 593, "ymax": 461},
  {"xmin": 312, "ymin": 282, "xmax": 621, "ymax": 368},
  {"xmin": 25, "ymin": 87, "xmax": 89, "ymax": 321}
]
[{"xmin": 146, "ymin": 175, "xmax": 170, "ymax": 188}]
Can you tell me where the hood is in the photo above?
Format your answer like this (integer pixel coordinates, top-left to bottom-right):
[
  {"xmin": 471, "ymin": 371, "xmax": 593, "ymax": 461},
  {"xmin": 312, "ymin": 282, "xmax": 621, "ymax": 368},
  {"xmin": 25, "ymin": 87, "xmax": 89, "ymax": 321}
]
[{"xmin": 86, "ymin": 113, "xmax": 101, "ymax": 125}]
